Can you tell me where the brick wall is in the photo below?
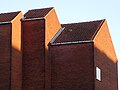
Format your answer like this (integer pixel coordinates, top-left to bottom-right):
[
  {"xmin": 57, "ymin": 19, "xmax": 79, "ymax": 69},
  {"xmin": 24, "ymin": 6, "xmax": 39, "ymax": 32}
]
[
  {"xmin": 94, "ymin": 20, "xmax": 118, "ymax": 90},
  {"xmin": 45, "ymin": 8, "xmax": 61, "ymax": 49},
  {"xmin": 45, "ymin": 8, "xmax": 61, "ymax": 90},
  {"xmin": 11, "ymin": 12, "xmax": 22, "ymax": 90},
  {"xmin": 0, "ymin": 24, "xmax": 11, "ymax": 90},
  {"xmin": 22, "ymin": 20, "xmax": 45, "ymax": 90},
  {"xmin": 49, "ymin": 43, "xmax": 94, "ymax": 90}
]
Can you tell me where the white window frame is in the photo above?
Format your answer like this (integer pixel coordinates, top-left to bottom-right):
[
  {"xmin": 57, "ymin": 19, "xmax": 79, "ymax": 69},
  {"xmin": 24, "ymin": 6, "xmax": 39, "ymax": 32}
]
[{"xmin": 96, "ymin": 67, "xmax": 101, "ymax": 81}]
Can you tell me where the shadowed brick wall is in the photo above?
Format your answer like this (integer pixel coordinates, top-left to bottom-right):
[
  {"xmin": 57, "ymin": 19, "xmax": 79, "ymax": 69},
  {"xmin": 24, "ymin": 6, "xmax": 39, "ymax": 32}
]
[
  {"xmin": 22, "ymin": 20, "xmax": 45, "ymax": 90},
  {"xmin": 22, "ymin": 8, "xmax": 61, "ymax": 90},
  {"xmin": 0, "ymin": 12, "xmax": 22, "ymax": 90},
  {"xmin": 94, "ymin": 20, "xmax": 118, "ymax": 90},
  {"xmin": 49, "ymin": 43, "xmax": 94, "ymax": 90},
  {"xmin": 94, "ymin": 47, "xmax": 118, "ymax": 90},
  {"xmin": 0, "ymin": 24, "xmax": 11, "ymax": 90}
]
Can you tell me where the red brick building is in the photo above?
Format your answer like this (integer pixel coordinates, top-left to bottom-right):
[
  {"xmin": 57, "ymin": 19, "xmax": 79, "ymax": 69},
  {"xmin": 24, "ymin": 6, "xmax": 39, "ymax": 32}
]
[
  {"xmin": 49, "ymin": 19, "xmax": 118, "ymax": 90},
  {"xmin": 0, "ymin": 11, "xmax": 22, "ymax": 90},
  {"xmin": 21, "ymin": 7, "xmax": 61, "ymax": 90},
  {"xmin": 0, "ymin": 7, "xmax": 118, "ymax": 90}
]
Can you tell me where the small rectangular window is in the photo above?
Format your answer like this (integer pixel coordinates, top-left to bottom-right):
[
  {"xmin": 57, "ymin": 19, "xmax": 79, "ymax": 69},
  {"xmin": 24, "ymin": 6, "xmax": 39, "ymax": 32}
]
[{"xmin": 96, "ymin": 67, "xmax": 101, "ymax": 81}]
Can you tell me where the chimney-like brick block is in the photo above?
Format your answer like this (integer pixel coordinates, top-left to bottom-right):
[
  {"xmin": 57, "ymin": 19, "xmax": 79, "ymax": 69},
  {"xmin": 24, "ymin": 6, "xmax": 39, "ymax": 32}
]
[
  {"xmin": 22, "ymin": 7, "xmax": 61, "ymax": 90},
  {"xmin": 22, "ymin": 20, "xmax": 45, "ymax": 90},
  {"xmin": 0, "ymin": 24, "xmax": 11, "ymax": 90},
  {"xmin": 0, "ymin": 11, "xmax": 22, "ymax": 90}
]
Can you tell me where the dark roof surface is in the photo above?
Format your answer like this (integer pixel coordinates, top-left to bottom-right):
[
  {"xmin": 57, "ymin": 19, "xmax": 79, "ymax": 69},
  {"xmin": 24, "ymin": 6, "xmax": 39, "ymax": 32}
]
[
  {"xmin": 0, "ymin": 11, "xmax": 21, "ymax": 22},
  {"xmin": 54, "ymin": 20, "xmax": 104, "ymax": 43},
  {"xmin": 24, "ymin": 7, "xmax": 53, "ymax": 19}
]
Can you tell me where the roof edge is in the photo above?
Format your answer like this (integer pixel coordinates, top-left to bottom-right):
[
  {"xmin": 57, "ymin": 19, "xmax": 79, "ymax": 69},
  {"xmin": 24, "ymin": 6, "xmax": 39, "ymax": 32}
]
[
  {"xmin": 44, "ymin": 7, "xmax": 54, "ymax": 18},
  {"xmin": 50, "ymin": 40, "xmax": 93, "ymax": 46},
  {"xmin": 50, "ymin": 27, "xmax": 65, "ymax": 44},
  {"xmin": 11, "ymin": 11, "xmax": 22, "ymax": 22},
  {"xmin": 61, "ymin": 19, "xmax": 105, "ymax": 26},
  {"xmin": 91, "ymin": 19, "xmax": 106, "ymax": 40},
  {"xmin": 22, "ymin": 7, "xmax": 54, "ymax": 21},
  {"xmin": 0, "ymin": 21, "xmax": 11, "ymax": 25},
  {"xmin": 21, "ymin": 17, "xmax": 45, "ymax": 21}
]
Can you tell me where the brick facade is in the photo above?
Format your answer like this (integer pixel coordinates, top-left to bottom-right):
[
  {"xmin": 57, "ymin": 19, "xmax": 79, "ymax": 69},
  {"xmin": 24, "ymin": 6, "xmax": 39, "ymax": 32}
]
[
  {"xmin": 49, "ymin": 43, "xmax": 94, "ymax": 90},
  {"xmin": 22, "ymin": 7, "xmax": 61, "ymax": 90},
  {"xmin": 49, "ymin": 19, "xmax": 118, "ymax": 90},
  {"xmin": 0, "ymin": 24, "xmax": 11, "ymax": 90},
  {"xmin": 22, "ymin": 20, "xmax": 45, "ymax": 90},
  {"xmin": 0, "ymin": 7, "xmax": 118, "ymax": 90},
  {"xmin": 0, "ymin": 11, "xmax": 22, "ymax": 90},
  {"xmin": 11, "ymin": 12, "xmax": 22, "ymax": 90},
  {"xmin": 94, "ymin": 21, "xmax": 118, "ymax": 90}
]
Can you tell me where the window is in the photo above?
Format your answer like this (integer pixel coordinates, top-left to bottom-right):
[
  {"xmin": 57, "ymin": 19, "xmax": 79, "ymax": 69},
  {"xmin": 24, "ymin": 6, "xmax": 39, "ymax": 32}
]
[{"xmin": 96, "ymin": 67, "xmax": 101, "ymax": 81}]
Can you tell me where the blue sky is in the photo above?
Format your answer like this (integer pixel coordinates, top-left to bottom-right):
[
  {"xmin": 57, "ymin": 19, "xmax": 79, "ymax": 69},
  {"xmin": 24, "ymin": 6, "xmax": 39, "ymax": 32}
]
[{"xmin": 1, "ymin": 0, "xmax": 120, "ymax": 88}]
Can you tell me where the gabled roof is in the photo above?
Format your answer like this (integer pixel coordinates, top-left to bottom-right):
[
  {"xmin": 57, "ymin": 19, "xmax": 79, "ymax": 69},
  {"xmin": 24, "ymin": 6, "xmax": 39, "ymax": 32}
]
[
  {"xmin": 50, "ymin": 19, "xmax": 105, "ymax": 45},
  {"xmin": 24, "ymin": 7, "xmax": 53, "ymax": 20},
  {"xmin": 0, "ymin": 11, "xmax": 21, "ymax": 22}
]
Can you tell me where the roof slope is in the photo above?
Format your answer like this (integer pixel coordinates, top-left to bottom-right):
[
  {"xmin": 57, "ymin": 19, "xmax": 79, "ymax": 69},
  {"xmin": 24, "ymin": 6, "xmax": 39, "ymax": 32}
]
[
  {"xmin": 24, "ymin": 7, "xmax": 53, "ymax": 19},
  {"xmin": 53, "ymin": 20, "xmax": 104, "ymax": 43},
  {"xmin": 0, "ymin": 11, "xmax": 21, "ymax": 22}
]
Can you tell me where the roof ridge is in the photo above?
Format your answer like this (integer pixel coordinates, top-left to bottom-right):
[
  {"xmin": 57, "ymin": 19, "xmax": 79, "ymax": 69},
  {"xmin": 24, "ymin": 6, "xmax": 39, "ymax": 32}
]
[
  {"xmin": 61, "ymin": 19, "xmax": 105, "ymax": 25},
  {"xmin": 23, "ymin": 7, "xmax": 54, "ymax": 20},
  {"xmin": 0, "ymin": 11, "xmax": 21, "ymax": 15},
  {"xmin": 27, "ymin": 7, "xmax": 54, "ymax": 12}
]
